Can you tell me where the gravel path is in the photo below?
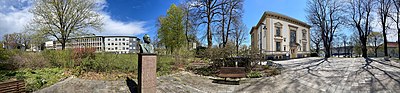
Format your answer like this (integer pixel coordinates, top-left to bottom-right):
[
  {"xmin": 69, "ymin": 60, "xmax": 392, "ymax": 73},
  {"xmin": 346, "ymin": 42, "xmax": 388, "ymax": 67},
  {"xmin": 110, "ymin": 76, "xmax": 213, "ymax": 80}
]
[{"xmin": 36, "ymin": 57, "xmax": 400, "ymax": 93}]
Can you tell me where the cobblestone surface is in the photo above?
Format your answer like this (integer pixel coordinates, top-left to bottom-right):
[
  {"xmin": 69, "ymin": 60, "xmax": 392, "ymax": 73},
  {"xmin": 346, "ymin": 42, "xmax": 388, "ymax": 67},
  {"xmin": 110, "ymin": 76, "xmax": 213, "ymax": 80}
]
[{"xmin": 36, "ymin": 57, "xmax": 400, "ymax": 93}]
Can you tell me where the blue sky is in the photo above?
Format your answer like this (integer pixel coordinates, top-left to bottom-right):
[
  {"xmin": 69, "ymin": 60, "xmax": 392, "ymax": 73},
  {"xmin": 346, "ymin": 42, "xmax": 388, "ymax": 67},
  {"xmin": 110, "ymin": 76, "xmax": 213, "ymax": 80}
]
[
  {"xmin": 103, "ymin": 0, "xmax": 310, "ymax": 45},
  {"xmin": 0, "ymin": 0, "xmax": 317, "ymax": 45},
  {"xmin": 9, "ymin": 0, "xmax": 393, "ymax": 45}
]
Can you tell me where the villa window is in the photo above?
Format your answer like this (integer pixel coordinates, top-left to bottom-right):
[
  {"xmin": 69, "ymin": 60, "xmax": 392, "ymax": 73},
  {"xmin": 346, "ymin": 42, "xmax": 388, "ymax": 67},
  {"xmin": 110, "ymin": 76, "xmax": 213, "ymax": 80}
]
[
  {"xmin": 276, "ymin": 42, "xmax": 281, "ymax": 51},
  {"xmin": 290, "ymin": 30, "xmax": 296, "ymax": 43},
  {"xmin": 274, "ymin": 22, "xmax": 282, "ymax": 37},
  {"xmin": 276, "ymin": 27, "xmax": 281, "ymax": 36},
  {"xmin": 284, "ymin": 45, "xmax": 286, "ymax": 51},
  {"xmin": 302, "ymin": 29, "xmax": 307, "ymax": 40},
  {"xmin": 303, "ymin": 43, "xmax": 307, "ymax": 51}
]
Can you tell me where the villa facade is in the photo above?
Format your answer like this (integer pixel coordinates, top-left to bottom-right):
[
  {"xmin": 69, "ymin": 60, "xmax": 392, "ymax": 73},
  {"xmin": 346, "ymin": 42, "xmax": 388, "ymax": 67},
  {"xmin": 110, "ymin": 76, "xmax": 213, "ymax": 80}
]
[{"xmin": 250, "ymin": 11, "xmax": 311, "ymax": 60}]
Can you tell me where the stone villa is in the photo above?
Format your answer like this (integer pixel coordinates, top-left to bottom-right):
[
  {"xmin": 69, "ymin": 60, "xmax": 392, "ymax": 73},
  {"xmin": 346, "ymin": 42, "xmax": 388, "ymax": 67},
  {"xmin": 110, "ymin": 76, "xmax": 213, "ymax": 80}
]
[{"xmin": 250, "ymin": 11, "xmax": 311, "ymax": 60}]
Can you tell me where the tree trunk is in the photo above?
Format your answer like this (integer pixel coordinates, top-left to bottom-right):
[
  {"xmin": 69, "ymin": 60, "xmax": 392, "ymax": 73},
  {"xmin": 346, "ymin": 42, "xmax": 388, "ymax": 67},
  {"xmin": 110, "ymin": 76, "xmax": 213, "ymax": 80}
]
[
  {"xmin": 383, "ymin": 30, "xmax": 388, "ymax": 57},
  {"xmin": 316, "ymin": 43, "xmax": 320, "ymax": 55},
  {"xmin": 375, "ymin": 39, "xmax": 378, "ymax": 57},
  {"xmin": 361, "ymin": 39, "xmax": 368, "ymax": 58},
  {"xmin": 61, "ymin": 42, "xmax": 66, "ymax": 50}
]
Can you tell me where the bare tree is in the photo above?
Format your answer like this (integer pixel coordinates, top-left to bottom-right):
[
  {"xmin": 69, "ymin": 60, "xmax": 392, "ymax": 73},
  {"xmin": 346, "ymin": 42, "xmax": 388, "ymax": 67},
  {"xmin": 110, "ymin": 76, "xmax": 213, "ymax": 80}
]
[
  {"xmin": 391, "ymin": 0, "xmax": 400, "ymax": 58},
  {"xmin": 28, "ymin": 0, "xmax": 103, "ymax": 50},
  {"xmin": 217, "ymin": 0, "xmax": 243, "ymax": 47},
  {"xmin": 306, "ymin": 0, "xmax": 344, "ymax": 59},
  {"xmin": 231, "ymin": 18, "xmax": 247, "ymax": 55},
  {"xmin": 2, "ymin": 32, "xmax": 32, "ymax": 50},
  {"xmin": 192, "ymin": 0, "xmax": 222, "ymax": 48},
  {"xmin": 347, "ymin": 0, "xmax": 375, "ymax": 58},
  {"xmin": 368, "ymin": 32, "xmax": 383, "ymax": 57},
  {"xmin": 377, "ymin": 0, "xmax": 391, "ymax": 57},
  {"xmin": 310, "ymin": 28, "xmax": 322, "ymax": 54},
  {"xmin": 180, "ymin": 2, "xmax": 198, "ymax": 49}
]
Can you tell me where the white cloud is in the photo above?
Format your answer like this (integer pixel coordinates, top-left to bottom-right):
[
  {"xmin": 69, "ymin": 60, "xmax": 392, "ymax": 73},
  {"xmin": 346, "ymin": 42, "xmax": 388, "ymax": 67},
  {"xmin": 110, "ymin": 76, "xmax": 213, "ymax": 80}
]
[
  {"xmin": 0, "ymin": 0, "xmax": 33, "ymax": 40},
  {"xmin": 0, "ymin": 0, "xmax": 147, "ymax": 40},
  {"xmin": 95, "ymin": 13, "xmax": 148, "ymax": 36}
]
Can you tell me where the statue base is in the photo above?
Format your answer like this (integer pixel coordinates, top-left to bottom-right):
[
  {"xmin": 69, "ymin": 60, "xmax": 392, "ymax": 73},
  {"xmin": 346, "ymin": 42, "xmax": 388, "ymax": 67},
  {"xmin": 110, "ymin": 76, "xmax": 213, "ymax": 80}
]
[{"xmin": 138, "ymin": 53, "xmax": 157, "ymax": 93}]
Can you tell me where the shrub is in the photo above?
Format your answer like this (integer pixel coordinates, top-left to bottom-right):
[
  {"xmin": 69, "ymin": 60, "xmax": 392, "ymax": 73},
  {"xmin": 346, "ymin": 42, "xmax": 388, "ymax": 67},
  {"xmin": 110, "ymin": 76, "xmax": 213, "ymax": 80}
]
[
  {"xmin": 10, "ymin": 68, "xmax": 66, "ymax": 92},
  {"xmin": 157, "ymin": 55, "xmax": 174, "ymax": 76},
  {"xmin": 9, "ymin": 52, "xmax": 50, "ymax": 69},
  {"xmin": 246, "ymin": 71, "xmax": 263, "ymax": 78},
  {"xmin": 42, "ymin": 50, "xmax": 74, "ymax": 68}
]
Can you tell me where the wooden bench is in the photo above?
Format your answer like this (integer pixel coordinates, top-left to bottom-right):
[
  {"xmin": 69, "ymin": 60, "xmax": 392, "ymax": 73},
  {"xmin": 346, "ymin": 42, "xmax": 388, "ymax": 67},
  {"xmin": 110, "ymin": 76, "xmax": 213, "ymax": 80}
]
[
  {"xmin": 0, "ymin": 80, "xmax": 26, "ymax": 93},
  {"xmin": 218, "ymin": 67, "xmax": 246, "ymax": 80}
]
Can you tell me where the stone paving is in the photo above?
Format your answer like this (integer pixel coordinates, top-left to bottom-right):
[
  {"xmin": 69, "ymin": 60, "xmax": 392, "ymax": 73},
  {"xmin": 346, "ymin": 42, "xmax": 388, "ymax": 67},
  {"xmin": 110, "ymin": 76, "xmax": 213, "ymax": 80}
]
[
  {"xmin": 157, "ymin": 57, "xmax": 400, "ymax": 93},
  {"xmin": 36, "ymin": 57, "xmax": 400, "ymax": 93}
]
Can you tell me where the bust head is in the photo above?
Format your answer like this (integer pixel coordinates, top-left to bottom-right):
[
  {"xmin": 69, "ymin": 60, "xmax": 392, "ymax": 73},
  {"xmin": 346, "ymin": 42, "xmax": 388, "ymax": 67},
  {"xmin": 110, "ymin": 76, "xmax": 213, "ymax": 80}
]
[{"xmin": 143, "ymin": 34, "xmax": 151, "ymax": 44}]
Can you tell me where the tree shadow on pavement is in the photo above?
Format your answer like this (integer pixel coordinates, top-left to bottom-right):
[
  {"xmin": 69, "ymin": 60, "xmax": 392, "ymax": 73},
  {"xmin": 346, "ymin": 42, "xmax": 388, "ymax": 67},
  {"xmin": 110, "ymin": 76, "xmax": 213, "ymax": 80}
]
[
  {"xmin": 348, "ymin": 58, "xmax": 400, "ymax": 92},
  {"xmin": 233, "ymin": 58, "xmax": 327, "ymax": 92},
  {"xmin": 126, "ymin": 77, "xmax": 138, "ymax": 93},
  {"xmin": 364, "ymin": 58, "xmax": 400, "ymax": 84}
]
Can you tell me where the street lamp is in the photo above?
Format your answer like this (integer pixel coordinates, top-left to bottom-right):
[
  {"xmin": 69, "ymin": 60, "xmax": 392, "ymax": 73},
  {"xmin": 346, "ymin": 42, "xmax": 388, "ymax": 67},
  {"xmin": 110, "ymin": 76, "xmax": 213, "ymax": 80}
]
[{"xmin": 260, "ymin": 23, "xmax": 267, "ymax": 60}]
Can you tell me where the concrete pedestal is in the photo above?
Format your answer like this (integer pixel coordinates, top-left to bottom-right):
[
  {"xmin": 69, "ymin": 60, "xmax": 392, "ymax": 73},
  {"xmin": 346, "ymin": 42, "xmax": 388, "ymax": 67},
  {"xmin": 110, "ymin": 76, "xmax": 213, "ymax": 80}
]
[{"xmin": 138, "ymin": 53, "xmax": 157, "ymax": 93}]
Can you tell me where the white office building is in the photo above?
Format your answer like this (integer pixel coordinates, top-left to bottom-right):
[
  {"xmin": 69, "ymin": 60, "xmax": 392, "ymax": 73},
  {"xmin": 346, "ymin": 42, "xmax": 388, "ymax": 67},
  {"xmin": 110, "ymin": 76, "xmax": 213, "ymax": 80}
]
[{"xmin": 51, "ymin": 36, "xmax": 140, "ymax": 54}]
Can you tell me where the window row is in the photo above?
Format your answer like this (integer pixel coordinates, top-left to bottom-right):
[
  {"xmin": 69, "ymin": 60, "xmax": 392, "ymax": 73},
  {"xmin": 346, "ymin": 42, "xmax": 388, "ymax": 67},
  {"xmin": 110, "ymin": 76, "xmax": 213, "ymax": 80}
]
[
  {"xmin": 107, "ymin": 38, "xmax": 129, "ymax": 41},
  {"xmin": 107, "ymin": 47, "xmax": 134, "ymax": 50},
  {"xmin": 108, "ymin": 42, "xmax": 131, "ymax": 46}
]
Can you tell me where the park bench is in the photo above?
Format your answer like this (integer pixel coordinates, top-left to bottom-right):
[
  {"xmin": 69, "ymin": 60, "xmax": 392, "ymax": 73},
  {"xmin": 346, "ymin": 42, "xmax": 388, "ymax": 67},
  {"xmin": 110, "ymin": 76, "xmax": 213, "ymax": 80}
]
[
  {"xmin": 218, "ymin": 67, "xmax": 246, "ymax": 80},
  {"xmin": 0, "ymin": 80, "xmax": 26, "ymax": 93}
]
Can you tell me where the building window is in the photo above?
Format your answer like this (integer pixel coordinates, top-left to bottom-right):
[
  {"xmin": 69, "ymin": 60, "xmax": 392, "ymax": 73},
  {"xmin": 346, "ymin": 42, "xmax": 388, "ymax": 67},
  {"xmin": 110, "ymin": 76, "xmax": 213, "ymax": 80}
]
[
  {"xmin": 115, "ymin": 38, "xmax": 117, "ymax": 41},
  {"xmin": 302, "ymin": 29, "xmax": 307, "ymax": 40},
  {"xmin": 122, "ymin": 47, "xmax": 125, "ymax": 50},
  {"xmin": 284, "ymin": 45, "xmax": 286, "ymax": 51},
  {"xmin": 108, "ymin": 43, "xmax": 110, "ymax": 45},
  {"xmin": 303, "ymin": 43, "xmax": 307, "ymax": 51},
  {"xmin": 123, "ymin": 38, "xmax": 125, "ymax": 41},
  {"xmin": 127, "ymin": 47, "xmax": 129, "ymax": 50},
  {"xmin": 119, "ymin": 42, "xmax": 121, "ymax": 45},
  {"xmin": 111, "ymin": 43, "xmax": 114, "ymax": 45},
  {"xmin": 119, "ymin": 38, "xmax": 121, "ymax": 41},
  {"xmin": 122, "ymin": 43, "xmax": 125, "ymax": 45},
  {"xmin": 108, "ymin": 48, "xmax": 110, "ymax": 50},
  {"xmin": 108, "ymin": 39, "xmax": 110, "ymax": 41},
  {"xmin": 276, "ymin": 27, "xmax": 281, "ymax": 36},
  {"xmin": 290, "ymin": 30, "xmax": 296, "ymax": 43},
  {"xmin": 274, "ymin": 22, "xmax": 282, "ymax": 37},
  {"xmin": 115, "ymin": 47, "xmax": 118, "ymax": 50},
  {"xmin": 276, "ymin": 42, "xmax": 281, "ymax": 51}
]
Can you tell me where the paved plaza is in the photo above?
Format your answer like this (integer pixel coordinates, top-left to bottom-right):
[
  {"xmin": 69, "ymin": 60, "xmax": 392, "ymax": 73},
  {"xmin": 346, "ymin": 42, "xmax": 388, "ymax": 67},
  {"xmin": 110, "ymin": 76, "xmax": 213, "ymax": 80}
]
[
  {"xmin": 157, "ymin": 57, "xmax": 400, "ymax": 93},
  {"xmin": 36, "ymin": 57, "xmax": 400, "ymax": 93}
]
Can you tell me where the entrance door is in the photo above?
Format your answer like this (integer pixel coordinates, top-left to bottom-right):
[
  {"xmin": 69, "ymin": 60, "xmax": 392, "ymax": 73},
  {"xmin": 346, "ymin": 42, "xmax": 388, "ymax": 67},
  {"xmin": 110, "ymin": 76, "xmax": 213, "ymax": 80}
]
[{"xmin": 290, "ymin": 47, "xmax": 297, "ymax": 58}]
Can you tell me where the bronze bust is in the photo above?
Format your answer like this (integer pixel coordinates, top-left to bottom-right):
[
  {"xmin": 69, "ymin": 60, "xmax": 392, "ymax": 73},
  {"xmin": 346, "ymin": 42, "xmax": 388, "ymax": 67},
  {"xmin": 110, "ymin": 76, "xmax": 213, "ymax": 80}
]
[{"xmin": 139, "ymin": 34, "xmax": 154, "ymax": 53}]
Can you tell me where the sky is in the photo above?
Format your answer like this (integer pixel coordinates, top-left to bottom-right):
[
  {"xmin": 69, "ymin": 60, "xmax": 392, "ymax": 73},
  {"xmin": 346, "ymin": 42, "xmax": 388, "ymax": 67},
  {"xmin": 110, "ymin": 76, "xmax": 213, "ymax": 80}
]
[{"xmin": 0, "ymin": 0, "xmax": 397, "ymax": 45}]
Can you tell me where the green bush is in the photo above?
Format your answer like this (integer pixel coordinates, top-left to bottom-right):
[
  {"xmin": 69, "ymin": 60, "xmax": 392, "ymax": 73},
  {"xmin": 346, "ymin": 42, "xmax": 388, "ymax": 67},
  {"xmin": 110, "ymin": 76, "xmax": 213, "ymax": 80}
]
[
  {"xmin": 246, "ymin": 71, "xmax": 263, "ymax": 78},
  {"xmin": 42, "ymin": 50, "xmax": 74, "ymax": 68},
  {"xmin": 157, "ymin": 55, "xmax": 175, "ymax": 76},
  {"xmin": 0, "ymin": 68, "xmax": 66, "ymax": 92}
]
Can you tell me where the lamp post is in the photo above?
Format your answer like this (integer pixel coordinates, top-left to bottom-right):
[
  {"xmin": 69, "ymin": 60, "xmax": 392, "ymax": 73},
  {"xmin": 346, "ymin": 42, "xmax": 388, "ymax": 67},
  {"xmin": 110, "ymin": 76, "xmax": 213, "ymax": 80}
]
[{"xmin": 260, "ymin": 23, "xmax": 267, "ymax": 56}]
